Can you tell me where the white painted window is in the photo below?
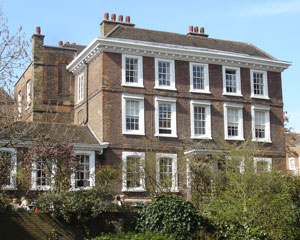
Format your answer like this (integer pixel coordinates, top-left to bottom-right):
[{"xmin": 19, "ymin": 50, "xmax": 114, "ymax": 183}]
[
  {"xmin": 122, "ymin": 93, "xmax": 145, "ymax": 135},
  {"xmin": 155, "ymin": 58, "xmax": 176, "ymax": 90},
  {"xmin": 190, "ymin": 100, "xmax": 211, "ymax": 139},
  {"xmin": 254, "ymin": 157, "xmax": 272, "ymax": 172},
  {"xmin": 1, "ymin": 148, "xmax": 17, "ymax": 190},
  {"xmin": 289, "ymin": 157, "xmax": 296, "ymax": 171},
  {"xmin": 122, "ymin": 54, "xmax": 143, "ymax": 88},
  {"xmin": 189, "ymin": 63, "xmax": 210, "ymax": 93},
  {"xmin": 77, "ymin": 73, "xmax": 84, "ymax": 103},
  {"xmin": 71, "ymin": 151, "xmax": 95, "ymax": 190},
  {"xmin": 155, "ymin": 96, "xmax": 177, "ymax": 138},
  {"xmin": 252, "ymin": 105, "xmax": 271, "ymax": 142},
  {"xmin": 31, "ymin": 158, "xmax": 54, "ymax": 191},
  {"xmin": 26, "ymin": 80, "xmax": 31, "ymax": 109},
  {"xmin": 224, "ymin": 102, "xmax": 244, "ymax": 140},
  {"xmin": 156, "ymin": 153, "xmax": 178, "ymax": 192},
  {"xmin": 122, "ymin": 152, "xmax": 145, "ymax": 192},
  {"xmin": 222, "ymin": 66, "xmax": 241, "ymax": 96},
  {"xmin": 17, "ymin": 91, "xmax": 22, "ymax": 117},
  {"xmin": 250, "ymin": 70, "xmax": 269, "ymax": 99}
]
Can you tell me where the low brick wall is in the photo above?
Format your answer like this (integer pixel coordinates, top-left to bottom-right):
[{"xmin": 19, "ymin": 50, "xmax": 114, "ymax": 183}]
[{"xmin": 0, "ymin": 212, "xmax": 137, "ymax": 240}]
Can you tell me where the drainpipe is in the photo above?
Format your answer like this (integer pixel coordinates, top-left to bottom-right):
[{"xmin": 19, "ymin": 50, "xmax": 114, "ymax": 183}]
[{"xmin": 84, "ymin": 61, "xmax": 89, "ymax": 124}]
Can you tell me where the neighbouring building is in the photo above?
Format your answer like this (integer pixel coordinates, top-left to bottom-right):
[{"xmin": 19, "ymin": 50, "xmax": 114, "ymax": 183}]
[
  {"xmin": 286, "ymin": 132, "xmax": 300, "ymax": 175},
  {"xmin": 6, "ymin": 13, "xmax": 291, "ymax": 202}
]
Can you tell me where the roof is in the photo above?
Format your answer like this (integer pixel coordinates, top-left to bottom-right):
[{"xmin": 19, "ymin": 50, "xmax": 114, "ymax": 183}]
[
  {"xmin": 62, "ymin": 44, "xmax": 86, "ymax": 55},
  {"xmin": 107, "ymin": 25, "xmax": 275, "ymax": 60}
]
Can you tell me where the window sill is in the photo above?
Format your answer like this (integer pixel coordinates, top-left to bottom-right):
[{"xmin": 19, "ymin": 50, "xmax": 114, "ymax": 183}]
[
  {"xmin": 155, "ymin": 134, "xmax": 178, "ymax": 138},
  {"xmin": 122, "ymin": 188, "xmax": 146, "ymax": 192},
  {"xmin": 225, "ymin": 137, "xmax": 245, "ymax": 141},
  {"xmin": 123, "ymin": 132, "xmax": 145, "ymax": 136},
  {"xmin": 252, "ymin": 138, "xmax": 272, "ymax": 143},
  {"xmin": 2, "ymin": 185, "xmax": 17, "ymax": 191},
  {"xmin": 154, "ymin": 86, "xmax": 177, "ymax": 91},
  {"xmin": 121, "ymin": 84, "xmax": 144, "ymax": 88},
  {"xmin": 190, "ymin": 90, "xmax": 211, "ymax": 94},
  {"xmin": 70, "ymin": 186, "xmax": 93, "ymax": 191},
  {"xmin": 250, "ymin": 95, "xmax": 270, "ymax": 100},
  {"xmin": 191, "ymin": 136, "xmax": 212, "ymax": 140},
  {"xmin": 222, "ymin": 93, "xmax": 243, "ymax": 97},
  {"xmin": 31, "ymin": 186, "xmax": 51, "ymax": 191}
]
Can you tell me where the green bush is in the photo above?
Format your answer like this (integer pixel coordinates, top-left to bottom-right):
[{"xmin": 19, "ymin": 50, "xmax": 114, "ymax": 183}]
[
  {"xmin": 136, "ymin": 195, "xmax": 201, "ymax": 240},
  {"xmin": 37, "ymin": 186, "xmax": 114, "ymax": 222},
  {"xmin": 90, "ymin": 232, "xmax": 173, "ymax": 240},
  {"xmin": 0, "ymin": 198, "xmax": 13, "ymax": 213}
]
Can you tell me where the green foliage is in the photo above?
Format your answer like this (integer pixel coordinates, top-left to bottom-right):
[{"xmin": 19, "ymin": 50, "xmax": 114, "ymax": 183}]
[
  {"xmin": 37, "ymin": 186, "xmax": 114, "ymax": 222},
  {"xmin": 96, "ymin": 166, "xmax": 118, "ymax": 187},
  {"xmin": 0, "ymin": 198, "xmax": 13, "ymax": 213},
  {"xmin": 90, "ymin": 232, "xmax": 173, "ymax": 240},
  {"xmin": 136, "ymin": 195, "xmax": 201, "ymax": 240}
]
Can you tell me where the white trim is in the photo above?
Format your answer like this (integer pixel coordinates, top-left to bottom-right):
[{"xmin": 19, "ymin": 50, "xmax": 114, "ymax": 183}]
[
  {"xmin": 154, "ymin": 58, "xmax": 176, "ymax": 91},
  {"xmin": 122, "ymin": 54, "xmax": 144, "ymax": 88},
  {"xmin": 1, "ymin": 148, "xmax": 17, "ymax": 190},
  {"xmin": 17, "ymin": 91, "xmax": 22, "ymax": 118},
  {"xmin": 71, "ymin": 150, "xmax": 95, "ymax": 190},
  {"xmin": 190, "ymin": 100, "xmax": 212, "ymax": 139},
  {"xmin": 156, "ymin": 153, "xmax": 178, "ymax": 192},
  {"xmin": 77, "ymin": 72, "xmax": 84, "ymax": 104},
  {"xmin": 224, "ymin": 102, "xmax": 244, "ymax": 141},
  {"xmin": 189, "ymin": 62, "xmax": 210, "ymax": 93},
  {"xmin": 222, "ymin": 66, "xmax": 242, "ymax": 96},
  {"xmin": 122, "ymin": 93, "xmax": 145, "ymax": 135},
  {"xmin": 251, "ymin": 105, "xmax": 271, "ymax": 143},
  {"xmin": 26, "ymin": 80, "xmax": 31, "ymax": 109},
  {"xmin": 155, "ymin": 96, "xmax": 177, "ymax": 138},
  {"xmin": 67, "ymin": 38, "xmax": 291, "ymax": 75},
  {"xmin": 250, "ymin": 69, "xmax": 269, "ymax": 99},
  {"xmin": 31, "ymin": 157, "xmax": 55, "ymax": 191},
  {"xmin": 254, "ymin": 157, "xmax": 272, "ymax": 172},
  {"xmin": 289, "ymin": 157, "xmax": 296, "ymax": 171},
  {"xmin": 122, "ymin": 151, "xmax": 146, "ymax": 192}
]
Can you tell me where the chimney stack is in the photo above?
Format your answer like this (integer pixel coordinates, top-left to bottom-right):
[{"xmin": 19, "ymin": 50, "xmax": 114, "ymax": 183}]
[
  {"xmin": 58, "ymin": 41, "xmax": 63, "ymax": 47},
  {"xmin": 187, "ymin": 26, "xmax": 208, "ymax": 37},
  {"xmin": 36, "ymin": 26, "xmax": 41, "ymax": 35}
]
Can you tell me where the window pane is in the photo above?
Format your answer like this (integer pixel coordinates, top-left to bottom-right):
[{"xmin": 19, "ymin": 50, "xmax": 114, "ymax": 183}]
[
  {"xmin": 194, "ymin": 106, "xmax": 206, "ymax": 135},
  {"xmin": 227, "ymin": 108, "xmax": 239, "ymax": 136},
  {"xmin": 193, "ymin": 65, "xmax": 204, "ymax": 90},
  {"xmin": 126, "ymin": 100, "xmax": 139, "ymax": 130},
  {"xmin": 126, "ymin": 156, "xmax": 141, "ymax": 188},
  {"xmin": 159, "ymin": 103, "xmax": 172, "ymax": 134},
  {"xmin": 0, "ymin": 151, "xmax": 12, "ymax": 186},
  {"xmin": 36, "ymin": 159, "xmax": 52, "ymax": 186},
  {"xmin": 255, "ymin": 111, "xmax": 266, "ymax": 139},
  {"xmin": 75, "ymin": 155, "xmax": 90, "ymax": 188},
  {"xmin": 126, "ymin": 58, "xmax": 138, "ymax": 83},
  {"xmin": 253, "ymin": 72, "xmax": 264, "ymax": 95},
  {"xmin": 225, "ymin": 69, "xmax": 237, "ymax": 93},
  {"xmin": 159, "ymin": 157, "xmax": 173, "ymax": 189},
  {"xmin": 158, "ymin": 61, "xmax": 171, "ymax": 86}
]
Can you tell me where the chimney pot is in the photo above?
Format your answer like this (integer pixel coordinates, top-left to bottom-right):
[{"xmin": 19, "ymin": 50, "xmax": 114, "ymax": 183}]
[
  {"xmin": 189, "ymin": 25, "xmax": 193, "ymax": 33},
  {"xmin": 65, "ymin": 41, "xmax": 70, "ymax": 45},
  {"xmin": 125, "ymin": 16, "xmax": 130, "ymax": 23},
  {"xmin": 118, "ymin": 15, "xmax": 123, "ymax": 22},
  {"xmin": 58, "ymin": 41, "xmax": 63, "ymax": 46},
  {"xmin": 111, "ymin": 14, "xmax": 116, "ymax": 21},
  {"xmin": 104, "ymin": 12, "xmax": 109, "ymax": 20},
  {"xmin": 200, "ymin": 27, "xmax": 205, "ymax": 34},
  {"xmin": 36, "ymin": 26, "xmax": 41, "ymax": 35},
  {"xmin": 194, "ymin": 26, "xmax": 199, "ymax": 33},
  {"xmin": 72, "ymin": 42, "xmax": 76, "ymax": 45}
]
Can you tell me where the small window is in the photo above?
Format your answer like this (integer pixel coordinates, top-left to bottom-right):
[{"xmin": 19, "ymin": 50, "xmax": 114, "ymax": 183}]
[
  {"xmin": 251, "ymin": 105, "xmax": 271, "ymax": 142},
  {"xmin": 224, "ymin": 102, "xmax": 244, "ymax": 140},
  {"xmin": 289, "ymin": 157, "xmax": 296, "ymax": 171},
  {"xmin": 222, "ymin": 66, "xmax": 241, "ymax": 96},
  {"xmin": 156, "ymin": 153, "xmax": 178, "ymax": 192},
  {"xmin": 26, "ymin": 80, "xmax": 31, "ymax": 109},
  {"xmin": 250, "ymin": 70, "xmax": 269, "ymax": 99},
  {"xmin": 189, "ymin": 63, "xmax": 210, "ymax": 93},
  {"xmin": 17, "ymin": 91, "xmax": 22, "ymax": 118},
  {"xmin": 122, "ymin": 152, "xmax": 145, "ymax": 192},
  {"xmin": 77, "ymin": 73, "xmax": 84, "ymax": 103},
  {"xmin": 155, "ymin": 58, "xmax": 176, "ymax": 90},
  {"xmin": 1, "ymin": 148, "xmax": 17, "ymax": 190},
  {"xmin": 122, "ymin": 93, "xmax": 145, "ymax": 135},
  {"xmin": 122, "ymin": 54, "xmax": 143, "ymax": 88},
  {"xmin": 155, "ymin": 96, "xmax": 177, "ymax": 137},
  {"xmin": 190, "ymin": 100, "xmax": 211, "ymax": 139},
  {"xmin": 254, "ymin": 157, "xmax": 272, "ymax": 172},
  {"xmin": 32, "ymin": 158, "xmax": 53, "ymax": 190}
]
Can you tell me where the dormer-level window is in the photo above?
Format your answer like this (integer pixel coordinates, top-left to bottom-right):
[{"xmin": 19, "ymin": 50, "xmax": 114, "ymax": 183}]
[
  {"xmin": 77, "ymin": 73, "xmax": 84, "ymax": 103},
  {"xmin": 222, "ymin": 66, "xmax": 241, "ymax": 96},
  {"xmin": 155, "ymin": 58, "xmax": 176, "ymax": 91},
  {"xmin": 250, "ymin": 70, "xmax": 269, "ymax": 99},
  {"xmin": 189, "ymin": 63, "xmax": 210, "ymax": 93},
  {"xmin": 122, "ymin": 54, "xmax": 143, "ymax": 88},
  {"xmin": 26, "ymin": 80, "xmax": 30, "ymax": 109}
]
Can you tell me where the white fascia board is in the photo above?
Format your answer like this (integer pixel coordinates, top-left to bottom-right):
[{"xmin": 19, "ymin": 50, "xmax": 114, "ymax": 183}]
[{"xmin": 67, "ymin": 37, "xmax": 292, "ymax": 74}]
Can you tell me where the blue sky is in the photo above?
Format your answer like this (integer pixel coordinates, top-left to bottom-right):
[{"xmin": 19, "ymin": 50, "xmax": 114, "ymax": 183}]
[{"xmin": 2, "ymin": 0, "xmax": 300, "ymax": 132}]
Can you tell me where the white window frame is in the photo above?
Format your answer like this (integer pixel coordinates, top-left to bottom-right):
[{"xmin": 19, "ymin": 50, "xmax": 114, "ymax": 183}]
[
  {"xmin": 251, "ymin": 105, "xmax": 271, "ymax": 143},
  {"xmin": 224, "ymin": 102, "xmax": 244, "ymax": 141},
  {"xmin": 122, "ymin": 151, "xmax": 146, "ymax": 192},
  {"xmin": 154, "ymin": 58, "xmax": 176, "ymax": 91},
  {"xmin": 222, "ymin": 66, "xmax": 242, "ymax": 96},
  {"xmin": 77, "ymin": 73, "xmax": 84, "ymax": 103},
  {"xmin": 26, "ymin": 80, "xmax": 31, "ymax": 109},
  {"xmin": 31, "ymin": 158, "xmax": 55, "ymax": 191},
  {"xmin": 17, "ymin": 91, "xmax": 22, "ymax": 118},
  {"xmin": 254, "ymin": 157, "xmax": 272, "ymax": 172},
  {"xmin": 122, "ymin": 93, "xmax": 145, "ymax": 135},
  {"xmin": 156, "ymin": 153, "xmax": 178, "ymax": 192},
  {"xmin": 289, "ymin": 157, "xmax": 296, "ymax": 171},
  {"xmin": 250, "ymin": 69, "xmax": 269, "ymax": 99},
  {"xmin": 155, "ymin": 96, "xmax": 177, "ymax": 138},
  {"xmin": 122, "ymin": 54, "xmax": 143, "ymax": 88},
  {"xmin": 1, "ymin": 148, "xmax": 17, "ymax": 190},
  {"xmin": 71, "ymin": 150, "xmax": 95, "ymax": 190},
  {"xmin": 189, "ymin": 62, "xmax": 210, "ymax": 93},
  {"xmin": 190, "ymin": 100, "xmax": 211, "ymax": 139}
]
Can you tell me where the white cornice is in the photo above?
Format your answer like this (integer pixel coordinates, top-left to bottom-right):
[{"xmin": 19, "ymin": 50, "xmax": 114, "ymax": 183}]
[{"xmin": 67, "ymin": 37, "xmax": 292, "ymax": 75}]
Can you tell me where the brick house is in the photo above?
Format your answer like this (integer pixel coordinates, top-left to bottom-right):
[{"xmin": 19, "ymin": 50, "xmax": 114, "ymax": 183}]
[
  {"xmin": 286, "ymin": 133, "xmax": 300, "ymax": 175},
  {"xmin": 9, "ymin": 13, "xmax": 291, "ymax": 201}
]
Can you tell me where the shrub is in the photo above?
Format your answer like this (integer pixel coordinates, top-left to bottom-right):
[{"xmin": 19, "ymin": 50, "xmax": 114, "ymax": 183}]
[
  {"xmin": 37, "ymin": 186, "xmax": 114, "ymax": 222},
  {"xmin": 136, "ymin": 195, "xmax": 201, "ymax": 239},
  {"xmin": 0, "ymin": 198, "xmax": 13, "ymax": 213},
  {"xmin": 90, "ymin": 232, "xmax": 173, "ymax": 240}
]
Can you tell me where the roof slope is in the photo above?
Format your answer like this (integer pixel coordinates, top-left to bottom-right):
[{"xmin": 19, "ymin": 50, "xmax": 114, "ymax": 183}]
[{"xmin": 107, "ymin": 25, "xmax": 275, "ymax": 59}]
